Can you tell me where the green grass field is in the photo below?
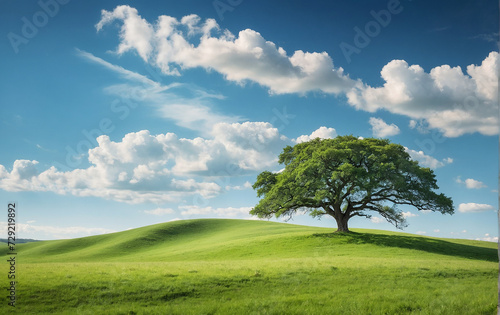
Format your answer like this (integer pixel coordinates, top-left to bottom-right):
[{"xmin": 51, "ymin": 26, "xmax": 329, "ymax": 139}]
[{"xmin": 1, "ymin": 219, "xmax": 498, "ymax": 314}]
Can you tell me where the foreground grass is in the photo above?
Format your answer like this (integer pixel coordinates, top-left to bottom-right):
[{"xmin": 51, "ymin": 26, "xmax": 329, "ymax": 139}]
[{"xmin": 1, "ymin": 219, "xmax": 497, "ymax": 314}]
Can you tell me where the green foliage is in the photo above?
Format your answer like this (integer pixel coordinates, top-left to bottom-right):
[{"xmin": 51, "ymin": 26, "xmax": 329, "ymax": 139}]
[
  {"xmin": 1, "ymin": 219, "xmax": 497, "ymax": 314},
  {"xmin": 251, "ymin": 136, "xmax": 454, "ymax": 231}
]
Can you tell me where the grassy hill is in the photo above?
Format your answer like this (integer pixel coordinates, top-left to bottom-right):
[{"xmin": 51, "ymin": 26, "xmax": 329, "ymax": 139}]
[{"xmin": 1, "ymin": 219, "xmax": 498, "ymax": 314}]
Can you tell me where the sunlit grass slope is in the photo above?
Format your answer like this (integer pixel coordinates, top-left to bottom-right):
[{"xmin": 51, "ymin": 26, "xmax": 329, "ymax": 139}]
[
  {"xmin": 2, "ymin": 219, "xmax": 498, "ymax": 314},
  {"xmin": 11, "ymin": 219, "xmax": 498, "ymax": 263}
]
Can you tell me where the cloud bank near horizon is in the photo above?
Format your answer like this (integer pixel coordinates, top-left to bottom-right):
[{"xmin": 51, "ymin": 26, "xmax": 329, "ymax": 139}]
[{"xmin": 0, "ymin": 125, "xmax": 338, "ymax": 204}]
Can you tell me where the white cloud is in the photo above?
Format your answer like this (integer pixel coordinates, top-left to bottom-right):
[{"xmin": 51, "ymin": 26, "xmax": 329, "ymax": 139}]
[
  {"xmin": 458, "ymin": 203, "xmax": 495, "ymax": 213},
  {"xmin": 77, "ymin": 49, "xmax": 160, "ymax": 87},
  {"xmin": 226, "ymin": 181, "xmax": 252, "ymax": 191},
  {"xmin": 370, "ymin": 216, "xmax": 385, "ymax": 224},
  {"xmin": 179, "ymin": 205, "xmax": 252, "ymax": 217},
  {"xmin": 0, "ymin": 221, "xmax": 115, "ymax": 240},
  {"xmin": 408, "ymin": 119, "xmax": 431, "ymax": 134},
  {"xmin": 96, "ymin": 5, "xmax": 498, "ymax": 138},
  {"xmin": 433, "ymin": 229, "xmax": 440, "ymax": 233},
  {"xmin": 209, "ymin": 122, "xmax": 289, "ymax": 171},
  {"xmin": 78, "ymin": 50, "xmax": 239, "ymax": 133},
  {"xmin": 471, "ymin": 32, "xmax": 500, "ymax": 44},
  {"xmin": 96, "ymin": 6, "xmax": 154, "ymax": 61},
  {"xmin": 465, "ymin": 178, "xmax": 486, "ymax": 189},
  {"xmin": 404, "ymin": 147, "xmax": 453, "ymax": 169},
  {"xmin": 96, "ymin": 6, "xmax": 357, "ymax": 95},
  {"xmin": 476, "ymin": 233, "xmax": 499, "ymax": 242},
  {"xmin": 456, "ymin": 177, "xmax": 487, "ymax": 189},
  {"xmin": 402, "ymin": 211, "xmax": 418, "ymax": 218},
  {"xmin": 293, "ymin": 126, "xmax": 337, "ymax": 144},
  {"xmin": 0, "ymin": 122, "xmax": 293, "ymax": 204},
  {"xmin": 415, "ymin": 231, "xmax": 427, "ymax": 235},
  {"xmin": 369, "ymin": 117, "xmax": 400, "ymax": 138},
  {"xmin": 144, "ymin": 208, "xmax": 175, "ymax": 215},
  {"xmin": 347, "ymin": 52, "xmax": 499, "ymax": 137},
  {"xmin": 244, "ymin": 216, "xmax": 266, "ymax": 221}
]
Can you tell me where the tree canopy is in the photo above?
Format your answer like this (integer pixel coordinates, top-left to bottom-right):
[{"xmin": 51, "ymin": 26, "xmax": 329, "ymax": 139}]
[{"xmin": 250, "ymin": 136, "xmax": 454, "ymax": 232}]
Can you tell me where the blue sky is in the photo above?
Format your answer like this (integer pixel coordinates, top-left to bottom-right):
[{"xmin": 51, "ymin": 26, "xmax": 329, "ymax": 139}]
[{"xmin": 0, "ymin": 0, "xmax": 498, "ymax": 241}]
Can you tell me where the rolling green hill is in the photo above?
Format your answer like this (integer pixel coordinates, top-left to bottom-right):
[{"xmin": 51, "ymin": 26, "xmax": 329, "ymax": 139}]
[
  {"xmin": 10, "ymin": 219, "xmax": 498, "ymax": 263},
  {"xmin": 2, "ymin": 219, "xmax": 498, "ymax": 314}
]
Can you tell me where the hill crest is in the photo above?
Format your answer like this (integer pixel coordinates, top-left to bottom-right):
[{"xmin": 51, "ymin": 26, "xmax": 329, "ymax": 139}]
[{"xmin": 7, "ymin": 219, "xmax": 498, "ymax": 263}]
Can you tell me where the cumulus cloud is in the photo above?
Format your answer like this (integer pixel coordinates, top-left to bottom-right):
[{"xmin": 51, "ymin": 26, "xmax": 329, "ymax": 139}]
[
  {"xmin": 209, "ymin": 122, "xmax": 289, "ymax": 170},
  {"xmin": 458, "ymin": 203, "xmax": 495, "ymax": 213},
  {"xmin": 96, "ymin": 5, "xmax": 357, "ymax": 95},
  {"xmin": 0, "ymin": 107, "xmax": 342, "ymax": 205},
  {"xmin": 348, "ymin": 52, "xmax": 499, "ymax": 137},
  {"xmin": 293, "ymin": 126, "xmax": 337, "ymax": 144},
  {"xmin": 464, "ymin": 178, "xmax": 486, "ymax": 189},
  {"xmin": 404, "ymin": 147, "xmax": 453, "ymax": 169},
  {"xmin": 369, "ymin": 117, "xmax": 400, "ymax": 138},
  {"xmin": 95, "ymin": 6, "xmax": 498, "ymax": 138},
  {"xmin": 0, "ymin": 121, "xmax": 310, "ymax": 204},
  {"xmin": 456, "ymin": 177, "xmax": 487, "ymax": 189},
  {"xmin": 96, "ymin": 6, "xmax": 154, "ymax": 61}
]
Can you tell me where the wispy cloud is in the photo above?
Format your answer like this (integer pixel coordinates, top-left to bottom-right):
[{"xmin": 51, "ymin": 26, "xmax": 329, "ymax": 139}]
[
  {"xmin": 77, "ymin": 49, "xmax": 240, "ymax": 132},
  {"xmin": 144, "ymin": 207, "xmax": 175, "ymax": 215},
  {"xmin": 429, "ymin": 26, "xmax": 451, "ymax": 32},
  {"xmin": 470, "ymin": 32, "xmax": 499, "ymax": 43},
  {"xmin": 225, "ymin": 181, "xmax": 252, "ymax": 191},
  {"xmin": 0, "ymin": 221, "xmax": 115, "ymax": 240},
  {"xmin": 179, "ymin": 205, "xmax": 252, "ymax": 217},
  {"xmin": 76, "ymin": 48, "xmax": 160, "ymax": 87}
]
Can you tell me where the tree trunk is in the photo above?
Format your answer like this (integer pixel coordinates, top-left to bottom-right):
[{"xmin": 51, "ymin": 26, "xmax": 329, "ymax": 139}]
[{"xmin": 334, "ymin": 213, "xmax": 350, "ymax": 233}]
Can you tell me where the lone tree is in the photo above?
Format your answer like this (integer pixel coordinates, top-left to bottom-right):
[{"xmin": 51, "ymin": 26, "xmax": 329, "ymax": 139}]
[{"xmin": 250, "ymin": 136, "xmax": 453, "ymax": 232}]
